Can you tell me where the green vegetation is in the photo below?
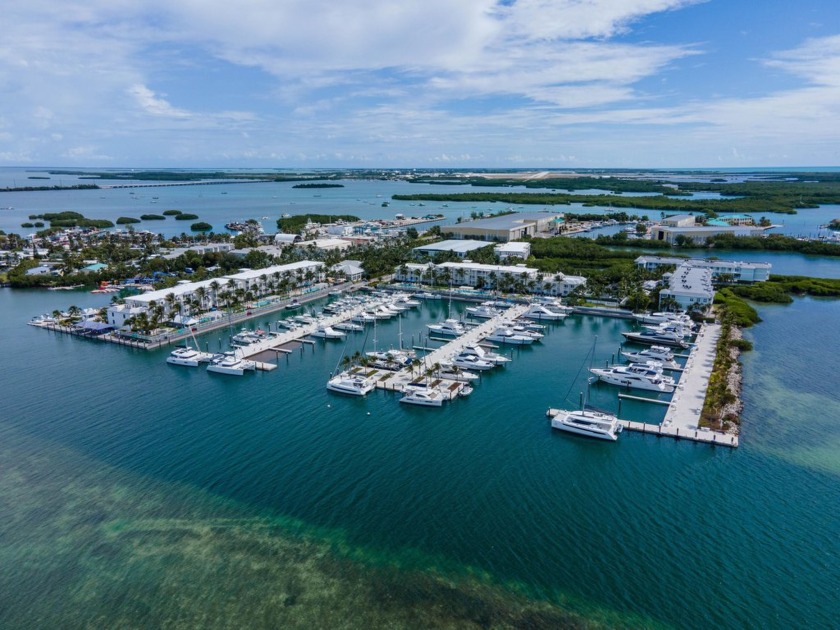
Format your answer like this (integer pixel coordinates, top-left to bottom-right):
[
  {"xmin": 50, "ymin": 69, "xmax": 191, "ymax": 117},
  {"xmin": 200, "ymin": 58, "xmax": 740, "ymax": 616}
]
[
  {"xmin": 564, "ymin": 211, "xmax": 646, "ymax": 222},
  {"xmin": 116, "ymin": 217, "xmax": 141, "ymax": 225},
  {"xmin": 162, "ymin": 209, "xmax": 183, "ymax": 216},
  {"xmin": 828, "ymin": 219, "xmax": 840, "ymax": 229},
  {"xmin": 714, "ymin": 289, "xmax": 761, "ymax": 327},
  {"xmin": 174, "ymin": 213, "xmax": 199, "ymax": 221},
  {"xmin": 140, "ymin": 214, "xmax": 166, "ymax": 221},
  {"xmin": 191, "ymin": 222, "xmax": 213, "ymax": 231},
  {"xmin": 276, "ymin": 214, "xmax": 359, "ymax": 232},
  {"xmin": 700, "ymin": 306, "xmax": 747, "ymax": 430},
  {"xmin": 407, "ymin": 174, "xmax": 686, "ymax": 195},
  {"xmin": 292, "ymin": 183, "xmax": 344, "ymax": 188},
  {"xmin": 0, "ymin": 184, "xmax": 98, "ymax": 192},
  {"xmin": 727, "ymin": 275, "xmax": 840, "ymax": 302},
  {"xmin": 21, "ymin": 222, "xmax": 34, "ymax": 228}
]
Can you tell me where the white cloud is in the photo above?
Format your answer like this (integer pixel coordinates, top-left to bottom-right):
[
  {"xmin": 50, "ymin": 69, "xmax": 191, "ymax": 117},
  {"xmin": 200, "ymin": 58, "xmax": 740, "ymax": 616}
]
[{"xmin": 128, "ymin": 84, "xmax": 191, "ymax": 118}]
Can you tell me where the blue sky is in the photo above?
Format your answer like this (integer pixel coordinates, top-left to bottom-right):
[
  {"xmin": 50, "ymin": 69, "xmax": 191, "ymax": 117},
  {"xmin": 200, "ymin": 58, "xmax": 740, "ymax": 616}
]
[{"xmin": 3, "ymin": 0, "xmax": 840, "ymax": 168}]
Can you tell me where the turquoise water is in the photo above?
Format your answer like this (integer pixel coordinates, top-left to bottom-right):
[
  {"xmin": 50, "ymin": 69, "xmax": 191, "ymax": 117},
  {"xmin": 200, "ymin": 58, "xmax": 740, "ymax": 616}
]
[{"xmin": 2, "ymin": 282, "xmax": 839, "ymax": 628}]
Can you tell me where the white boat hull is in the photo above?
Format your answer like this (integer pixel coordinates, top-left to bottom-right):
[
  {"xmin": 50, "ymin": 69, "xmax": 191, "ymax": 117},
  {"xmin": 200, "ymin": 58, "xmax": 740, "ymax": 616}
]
[{"xmin": 548, "ymin": 409, "xmax": 622, "ymax": 441}]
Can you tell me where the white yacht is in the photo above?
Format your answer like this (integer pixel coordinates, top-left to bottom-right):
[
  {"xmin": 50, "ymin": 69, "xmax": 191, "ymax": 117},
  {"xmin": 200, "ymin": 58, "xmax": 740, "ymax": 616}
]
[
  {"xmin": 433, "ymin": 363, "xmax": 479, "ymax": 382},
  {"xmin": 486, "ymin": 327, "xmax": 534, "ymax": 345},
  {"xmin": 589, "ymin": 365, "xmax": 676, "ymax": 392},
  {"xmin": 621, "ymin": 346, "xmax": 678, "ymax": 367},
  {"xmin": 465, "ymin": 303, "xmax": 500, "ymax": 319},
  {"xmin": 351, "ymin": 313, "xmax": 375, "ymax": 324},
  {"xmin": 166, "ymin": 346, "xmax": 215, "ymax": 367},
  {"xmin": 427, "ymin": 319, "xmax": 466, "ymax": 337},
  {"xmin": 621, "ymin": 329, "xmax": 688, "ymax": 348},
  {"xmin": 459, "ymin": 344, "xmax": 510, "ymax": 365},
  {"xmin": 547, "ymin": 408, "xmax": 624, "ymax": 441},
  {"xmin": 334, "ymin": 321, "xmax": 364, "ymax": 332},
  {"xmin": 451, "ymin": 353, "xmax": 496, "ymax": 371},
  {"xmin": 366, "ymin": 349, "xmax": 415, "ymax": 367},
  {"xmin": 207, "ymin": 351, "xmax": 257, "ymax": 376},
  {"xmin": 326, "ymin": 373, "xmax": 376, "ymax": 396},
  {"xmin": 522, "ymin": 303, "xmax": 568, "ymax": 321},
  {"xmin": 412, "ymin": 291, "xmax": 440, "ymax": 300},
  {"xmin": 634, "ymin": 311, "xmax": 692, "ymax": 326},
  {"xmin": 399, "ymin": 387, "xmax": 446, "ymax": 407},
  {"xmin": 310, "ymin": 326, "xmax": 345, "ymax": 339}
]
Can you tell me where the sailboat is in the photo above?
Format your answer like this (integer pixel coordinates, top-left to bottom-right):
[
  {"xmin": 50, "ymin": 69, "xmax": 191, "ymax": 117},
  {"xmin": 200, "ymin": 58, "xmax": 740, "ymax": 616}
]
[{"xmin": 546, "ymin": 337, "xmax": 624, "ymax": 441}]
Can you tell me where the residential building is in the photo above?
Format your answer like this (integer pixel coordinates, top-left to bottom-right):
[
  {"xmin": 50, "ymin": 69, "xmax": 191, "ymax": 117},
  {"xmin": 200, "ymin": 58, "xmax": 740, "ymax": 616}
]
[
  {"xmin": 412, "ymin": 239, "xmax": 490, "ymax": 259},
  {"xmin": 635, "ymin": 256, "xmax": 771, "ymax": 282},
  {"xmin": 494, "ymin": 241, "xmax": 531, "ymax": 260},
  {"xmin": 659, "ymin": 264, "xmax": 714, "ymax": 310},
  {"xmin": 393, "ymin": 260, "xmax": 585, "ymax": 296}
]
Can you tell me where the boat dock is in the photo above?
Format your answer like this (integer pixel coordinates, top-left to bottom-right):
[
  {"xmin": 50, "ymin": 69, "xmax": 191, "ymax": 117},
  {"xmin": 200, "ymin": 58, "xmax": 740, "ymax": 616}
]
[
  {"xmin": 370, "ymin": 304, "xmax": 530, "ymax": 398},
  {"xmin": 604, "ymin": 322, "xmax": 739, "ymax": 447}
]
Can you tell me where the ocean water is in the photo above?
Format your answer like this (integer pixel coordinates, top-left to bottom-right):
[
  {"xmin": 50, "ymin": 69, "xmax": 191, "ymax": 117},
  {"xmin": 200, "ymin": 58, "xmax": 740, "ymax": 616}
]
[{"xmin": 2, "ymin": 280, "xmax": 839, "ymax": 628}]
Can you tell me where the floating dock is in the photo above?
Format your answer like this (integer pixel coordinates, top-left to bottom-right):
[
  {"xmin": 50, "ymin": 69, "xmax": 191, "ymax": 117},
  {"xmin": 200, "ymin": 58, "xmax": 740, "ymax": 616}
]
[{"xmin": 572, "ymin": 322, "xmax": 739, "ymax": 448}]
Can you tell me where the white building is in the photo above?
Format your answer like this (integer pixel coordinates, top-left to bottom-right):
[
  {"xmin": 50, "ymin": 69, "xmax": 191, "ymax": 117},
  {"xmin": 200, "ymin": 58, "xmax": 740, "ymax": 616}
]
[
  {"xmin": 331, "ymin": 260, "xmax": 365, "ymax": 281},
  {"xmin": 394, "ymin": 261, "xmax": 585, "ymax": 296},
  {"xmin": 108, "ymin": 260, "xmax": 324, "ymax": 328},
  {"xmin": 659, "ymin": 264, "xmax": 714, "ymax": 310},
  {"xmin": 412, "ymin": 239, "xmax": 491, "ymax": 259},
  {"xmin": 635, "ymin": 256, "xmax": 771, "ymax": 282},
  {"xmin": 494, "ymin": 241, "xmax": 531, "ymax": 260}
]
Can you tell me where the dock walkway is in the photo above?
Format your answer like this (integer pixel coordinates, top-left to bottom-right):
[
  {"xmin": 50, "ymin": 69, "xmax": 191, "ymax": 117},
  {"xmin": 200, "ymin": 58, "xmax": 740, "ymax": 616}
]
[
  {"xmin": 617, "ymin": 322, "xmax": 739, "ymax": 447},
  {"xmin": 372, "ymin": 304, "xmax": 529, "ymax": 398}
]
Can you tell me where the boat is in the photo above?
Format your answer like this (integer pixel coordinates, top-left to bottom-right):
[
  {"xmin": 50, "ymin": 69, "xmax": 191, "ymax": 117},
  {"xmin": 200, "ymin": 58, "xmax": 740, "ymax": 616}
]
[
  {"xmin": 621, "ymin": 345, "xmax": 678, "ymax": 366},
  {"xmin": 334, "ymin": 321, "xmax": 364, "ymax": 332},
  {"xmin": 547, "ymin": 408, "xmax": 623, "ymax": 441},
  {"xmin": 521, "ymin": 303, "xmax": 569, "ymax": 321},
  {"xmin": 546, "ymin": 336, "xmax": 624, "ymax": 442},
  {"xmin": 285, "ymin": 299, "xmax": 302, "ymax": 310},
  {"xmin": 459, "ymin": 344, "xmax": 510, "ymax": 365},
  {"xmin": 310, "ymin": 326, "xmax": 345, "ymax": 339},
  {"xmin": 459, "ymin": 385, "xmax": 474, "ymax": 397},
  {"xmin": 465, "ymin": 303, "xmax": 500, "ymax": 319},
  {"xmin": 588, "ymin": 364, "xmax": 676, "ymax": 392},
  {"xmin": 207, "ymin": 351, "xmax": 257, "ymax": 375},
  {"xmin": 433, "ymin": 363, "xmax": 479, "ymax": 382},
  {"xmin": 485, "ymin": 327, "xmax": 534, "ymax": 345},
  {"xmin": 366, "ymin": 349, "xmax": 415, "ymax": 367},
  {"xmin": 399, "ymin": 387, "xmax": 446, "ymax": 407},
  {"xmin": 634, "ymin": 311, "xmax": 692, "ymax": 326},
  {"xmin": 412, "ymin": 291, "xmax": 440, "ymax": 300},
  {"xmin": 166, "ymin": 345, "xmax": 215, "ymax": 367},
  {"xmin": 326, "ymin": 373, "xmax": 376, "ymax": 396},
  {"xmin": 427, "ymin": 319, "xmax": 466, "ymax": 337},
  {"xmin": 621, "ymin": 330, "xmax": 688, "ymax": 348},
  {"xmin": 451, "ymin": 353, "xmax": 495, "ymax": 371}
]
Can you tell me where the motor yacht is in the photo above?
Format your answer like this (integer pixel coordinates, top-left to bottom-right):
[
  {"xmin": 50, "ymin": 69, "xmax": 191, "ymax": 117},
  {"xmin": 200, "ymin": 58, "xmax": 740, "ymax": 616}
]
[
  {"xmin": 588, "ymin": 364, "xmax": 676, "ymax": 392},
  {"xmin": 310, "ymin": 326, "xmax": 345, "ymax": 339},
  {"xmin": 366, "ymin": 349, "xmax": 415, "ymax": 367},
  {"xmin": 634, "ymin": 311, "xmax": 692, "ymax": 326},
  {"xmin": 326, "ymin": 373, "xmax": 376, "ymax": 396},
  {"xmin": 207, "ymin": 351, "xmax": 257, "ymax": 376},
  {"xmin": 465, "ymin": 303, "xmax": 500, "ymax": 319},
  {"xmin": 521, "ymin": 303, "xmax": 569, "ymax": 321},
  {"xmin": 166, "ymin": 346, "xmax": 215, "ymax": 367},
  {"xmin": 433, "ymin": 363, "xmax": 479, "ymax": 382},
  {"xmin": 427, "ymin": 319, "xmax": 466, "ymax": 337},
  {"xmin": 621, "ymin": 329, "xmax": 688, "ymax": 348},
  {"xmin": 399, "ymin": 387, "xmax": 446, "ymax": 407},
  {"xmin": 621, "ymin": 346, "xmax": 678, "ymax": 367},
  {"xmin": 334, "ymin": 321, "xmax": 364, "ymax": 332},
  {"xmin": 451, "ymin": 353, "xmax": 496, "ymax": 371},
  {"xmin": 486, "ymin": 327, "xmax": 534, "ymax": 345},
  {"xmin": 547, "ymin": 408, "xmax": 624, "ymax": 441},
  {"xmin": 459, "ymin": 344, "xmax": 510, "ymax": 365}
]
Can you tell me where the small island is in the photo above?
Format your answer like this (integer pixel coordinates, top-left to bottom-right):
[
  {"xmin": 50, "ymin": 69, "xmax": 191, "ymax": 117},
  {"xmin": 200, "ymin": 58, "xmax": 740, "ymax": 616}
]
[{"xmin": 292, "ymin": 183, "xmax": 345, "ymax": 189}]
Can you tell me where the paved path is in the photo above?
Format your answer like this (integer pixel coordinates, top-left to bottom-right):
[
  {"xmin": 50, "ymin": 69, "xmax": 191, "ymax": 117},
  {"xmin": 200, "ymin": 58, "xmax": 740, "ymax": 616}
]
[{"xmin": 618, "ymin": 322, "xmax": 739, "ymax": 447}]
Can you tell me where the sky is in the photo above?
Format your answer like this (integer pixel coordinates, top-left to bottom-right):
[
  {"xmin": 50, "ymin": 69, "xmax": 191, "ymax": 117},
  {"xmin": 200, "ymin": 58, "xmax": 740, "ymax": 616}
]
[{"xmin": 2, "ymin": 0, "xmax": 840, "ymax": 168}]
